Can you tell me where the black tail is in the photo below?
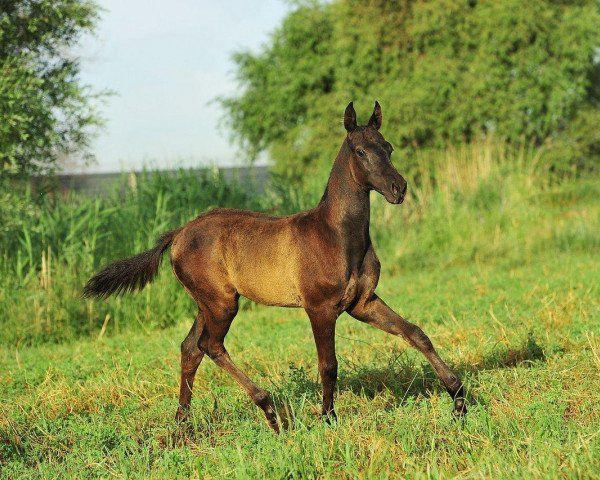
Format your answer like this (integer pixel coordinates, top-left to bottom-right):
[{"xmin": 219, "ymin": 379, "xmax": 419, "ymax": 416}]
[{"xmin": 83, "ymin": 229, "xmax": 180, "ymax": 299}]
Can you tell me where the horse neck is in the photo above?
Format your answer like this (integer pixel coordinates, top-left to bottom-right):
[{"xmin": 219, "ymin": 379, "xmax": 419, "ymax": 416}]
[{"xmin": 318, "ymin": 140, "xmax": 371, "ymax": 239}]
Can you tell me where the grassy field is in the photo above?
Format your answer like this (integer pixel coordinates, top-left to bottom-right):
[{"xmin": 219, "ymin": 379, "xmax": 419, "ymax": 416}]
[{"xmin": 1, "ymin": 142, "xmax": 599, "ymax": 478}]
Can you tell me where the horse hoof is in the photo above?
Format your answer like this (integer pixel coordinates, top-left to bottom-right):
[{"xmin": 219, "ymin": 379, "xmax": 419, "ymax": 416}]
[
  {"xmin": 175, "ymin": 407, "xmax": 190, "ymax": 422},
  {"xmin": 321, "ymin": 410, "xmax": 337, "ymax": 425},
  {"xmin": 452, "ymin": 399, "xmax": 467, "ymax": 419}
]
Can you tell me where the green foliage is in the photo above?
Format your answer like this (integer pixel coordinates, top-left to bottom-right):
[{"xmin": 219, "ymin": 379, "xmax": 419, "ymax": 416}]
[
  {"xmin": 0, "ymin": 0, "xmax": 104, "ymax": 177},
  {"xmin": 221, "ymin": 0, "xmax": 600, "ymax": 179},
  {"xmin": 0, "ymin": 168, "xmax": 266, "ymax": 343},
  {"xmin": 1, "ymin": 141, "xmax": 599, "ymax": 346}
]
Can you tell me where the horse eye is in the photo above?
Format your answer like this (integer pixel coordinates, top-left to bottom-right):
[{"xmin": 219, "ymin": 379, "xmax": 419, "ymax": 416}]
[{"xmin": 356, "ymin": 149, "xmax": 366, "ymax": 157}]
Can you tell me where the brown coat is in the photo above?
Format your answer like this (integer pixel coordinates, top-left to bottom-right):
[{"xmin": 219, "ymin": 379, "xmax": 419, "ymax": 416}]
[{"xmin": 84, "ymin": 102, "xmax": 465, "ymax": 432}]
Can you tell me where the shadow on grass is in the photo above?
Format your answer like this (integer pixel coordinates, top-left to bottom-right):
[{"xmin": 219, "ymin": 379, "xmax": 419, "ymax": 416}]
[
  {"xmin": 167, "ymin": 334, "xmax": 547, "ymax": 434},
  {"xmin": 272, "ymin": 332, "xmax": 546, "ymax": 422},
  {"xmin": 345, "ymin": 333, "xmax": 545, "ymax": 401}
]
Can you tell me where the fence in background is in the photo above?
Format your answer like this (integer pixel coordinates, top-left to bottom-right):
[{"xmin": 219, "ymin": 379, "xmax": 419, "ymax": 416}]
[{"xmin": 34, "ymin": 166, "xmax": 270, "ymax": 196}]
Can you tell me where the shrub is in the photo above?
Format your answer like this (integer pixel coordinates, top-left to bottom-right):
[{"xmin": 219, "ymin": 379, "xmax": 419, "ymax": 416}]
[{"xmin": 220, "ymin": 0, "xmax": 600, "ymax": 179}]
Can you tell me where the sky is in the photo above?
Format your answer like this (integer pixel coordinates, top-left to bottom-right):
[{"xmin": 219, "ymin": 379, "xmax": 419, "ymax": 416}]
[{"xmin": 74, "ymin": 0, "xmax": 289, "ymax": 173}]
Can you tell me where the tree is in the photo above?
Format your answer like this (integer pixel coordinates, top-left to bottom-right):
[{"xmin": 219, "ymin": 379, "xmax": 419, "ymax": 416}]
[
  {"xmin": 0, "ymin": 0, "xmax": 104, "ymax": 178},
  {"xmin": 221, "ymin": 0, "xmax": 600, "ymax": 179}
]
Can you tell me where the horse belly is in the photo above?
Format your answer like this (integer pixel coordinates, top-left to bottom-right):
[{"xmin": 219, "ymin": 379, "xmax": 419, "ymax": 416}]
[
  {"xmin": 228, "ymin": 245, "xmax": 302, "ymax": 307},
  {"xmin": 235, "ymin": 268, "xmax": 302, "ymax": 307}
]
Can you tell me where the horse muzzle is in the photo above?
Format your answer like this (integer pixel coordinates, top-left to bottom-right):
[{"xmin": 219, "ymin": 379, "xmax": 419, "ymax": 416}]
[{"xmin": 387, "ymin": 179, "xmax": 408, "ymax": 204}]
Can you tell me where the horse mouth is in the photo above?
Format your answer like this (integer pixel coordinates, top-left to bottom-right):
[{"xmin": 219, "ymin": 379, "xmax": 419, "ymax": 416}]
[{"xmin": 382, "ymin": 190, "xmax": 404, "ymax": 204}]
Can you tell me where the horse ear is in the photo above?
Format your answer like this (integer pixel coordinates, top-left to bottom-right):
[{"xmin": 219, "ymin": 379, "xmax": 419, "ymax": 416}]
[
  {"xmin": 344, "ymin": 102, "xmax": 357, "ymax": 132},
  {"xmin": 368, "ymin": 101, "xmax": 382, "ymax": 130}
]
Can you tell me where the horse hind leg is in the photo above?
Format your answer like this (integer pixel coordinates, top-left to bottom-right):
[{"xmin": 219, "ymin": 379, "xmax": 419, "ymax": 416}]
[
  {"xmin": 175, "ymin": 311, "xmax": 206, "ymax": 420},
  {"xmin": 170, "ymin": 252, "xmax": 278, "ymax": 431},
  {"xmin": 199, "ymin": 297, "xmax": 280, "ymax": 433}
]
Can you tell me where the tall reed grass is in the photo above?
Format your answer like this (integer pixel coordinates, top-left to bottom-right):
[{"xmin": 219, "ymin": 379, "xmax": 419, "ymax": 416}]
[
  {"xmin": 370, "ymin": 138, "xmax": 599, "ymax": 271},
  {"xmin": 0, "ymin": 141, "xmax": 598, "ymax": 345}
]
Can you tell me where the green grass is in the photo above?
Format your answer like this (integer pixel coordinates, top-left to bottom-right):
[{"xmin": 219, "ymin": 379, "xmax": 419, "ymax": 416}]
[
  {"xmin": 2, "ymin": 251, "xmax": 599, "ymax": 478},
  {"xmin": 1, "ymin": 142, "xmax": 600, "ymax": 478}
]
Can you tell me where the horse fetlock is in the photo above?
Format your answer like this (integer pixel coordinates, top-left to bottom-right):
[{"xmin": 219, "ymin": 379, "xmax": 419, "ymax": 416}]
[
  {"xmin": 267, "ymin": 416, "xmax": 280, "ymax": 434},
  {"xmin": 260, "ymin": 400, "xmax": 280, "ymax": 433},
  {"xmin": 175, "ymin": 405, "xmax": 190, "ymax": 421},
  {"xmin": 320, "ymin": 361, "xmax": 338, "ymax": 381},
  {"xmin": 253, "ymin": 390, "xmax": 272, "ymax": 409}
]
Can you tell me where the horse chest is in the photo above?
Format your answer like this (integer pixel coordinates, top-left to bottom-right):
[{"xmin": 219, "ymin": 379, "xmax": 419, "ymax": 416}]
[{"xmin": 334, "ymin": 240, "xmax": 370, "ymax": 311}]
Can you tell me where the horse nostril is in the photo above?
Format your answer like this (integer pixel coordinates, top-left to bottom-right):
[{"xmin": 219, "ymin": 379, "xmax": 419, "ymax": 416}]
[{"xmin": 391, "ymin": 183, "xmax": 399, "ymax": 196}]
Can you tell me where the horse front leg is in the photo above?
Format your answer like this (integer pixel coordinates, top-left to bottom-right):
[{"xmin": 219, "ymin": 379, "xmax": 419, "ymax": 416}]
[
  {"xmin": 306, "ymin": 307, "xmax": 338, "ymax": 421},
  {"xmin": 349, "ymin": 294, "xmax": 466, "ymax": 417}
]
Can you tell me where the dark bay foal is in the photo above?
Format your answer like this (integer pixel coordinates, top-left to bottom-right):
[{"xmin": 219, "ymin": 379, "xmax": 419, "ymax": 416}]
[{"xmin": 84, "ymin": 102, "xmax": 466, "ymax": 432}]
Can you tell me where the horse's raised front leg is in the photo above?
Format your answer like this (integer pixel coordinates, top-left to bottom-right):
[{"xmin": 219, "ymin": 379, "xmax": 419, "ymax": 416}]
[
  {"xmin": 306, "ymin": 307, "xmax": 338, "ymax": 421},
  {"xmin": 349, "ymin": 294, "xmax": 466, "ymax": 416}
]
